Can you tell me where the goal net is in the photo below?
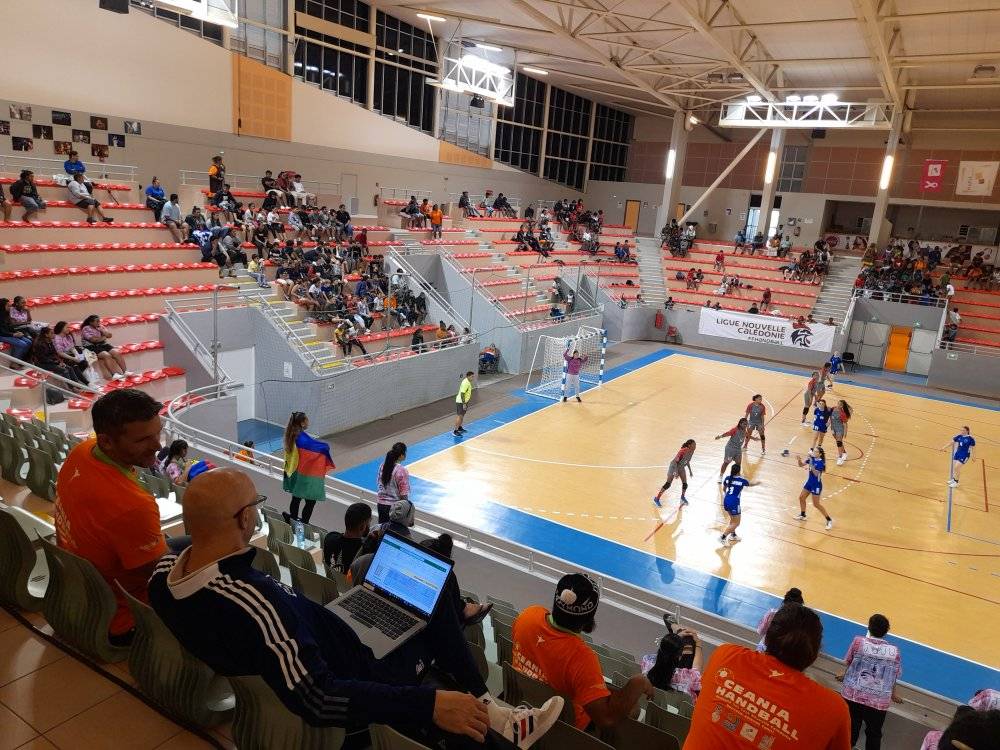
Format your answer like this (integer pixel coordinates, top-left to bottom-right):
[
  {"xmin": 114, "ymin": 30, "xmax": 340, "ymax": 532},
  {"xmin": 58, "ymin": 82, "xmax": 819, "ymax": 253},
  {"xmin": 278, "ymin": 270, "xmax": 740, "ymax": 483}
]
[{"xmin": 525, "ymin": 326, "xmax": 607, "ymax": 400}]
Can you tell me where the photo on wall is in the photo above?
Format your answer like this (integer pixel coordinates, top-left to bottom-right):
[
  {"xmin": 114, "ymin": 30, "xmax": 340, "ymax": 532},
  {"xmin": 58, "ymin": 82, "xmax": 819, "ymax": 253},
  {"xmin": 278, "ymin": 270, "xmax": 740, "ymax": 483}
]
[
  {"xmin": 12, "ymin": 137, "xmax": 34, "ymax": 152},
  {"xmin": 0, "ymin": 121, "xmax": 9, "ymax": 136},
  {"xmin": 90, "ymin": 115, "xmax": 108, "ymax": 130},
  {"xmin": 54, "ymin": 141, "xmax": 73, "ymax": 155},
  {"xmin": 72, "ymin": 129, "xmax": 90, "ymax": 144},
  {"xmin": 124, "ymin": 120, "xmax": 142, "ymax": 135},
  {"xmin": 32, "ymin": 124, "xmax": 54, "ymax": 140},
  {"xmin": 9, "ymin": 103, "xmax": 31, "ymax": 121},
  {"xmin": 52, "ymin": 110, "xmax": 72, "ymax": 126},
  {"xmin": 108, "ymin": 133, "xmax": 125, "ymax": 148},
  {"xmin": 91, "ymin": 143, "xmax": 109, "ymax": 159}
]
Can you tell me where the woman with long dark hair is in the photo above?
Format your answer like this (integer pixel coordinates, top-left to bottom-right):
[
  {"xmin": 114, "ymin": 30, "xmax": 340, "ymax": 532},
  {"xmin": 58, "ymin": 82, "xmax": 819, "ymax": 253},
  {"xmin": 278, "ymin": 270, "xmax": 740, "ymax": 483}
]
[
  {"xmin": 281, "ymin": 411, "xmax": 335, "ymax": 524},
  {"xmin": 831, "ymin": 400, "xmax": 853, "ymax": 466},
  {"xmin": 376, "ymin": 442, "xmax": 410, "ymax": 524},
  {"xmin": 52, "ymin": 321, "xmax": 89, "ymax": 384},
  {"xmin": 158, "ymin": 439, "xmax": 189, "ymax": 485},
  {"xmin": 646, "ymin": 625, "xmax": 704, "ymax": 699}
]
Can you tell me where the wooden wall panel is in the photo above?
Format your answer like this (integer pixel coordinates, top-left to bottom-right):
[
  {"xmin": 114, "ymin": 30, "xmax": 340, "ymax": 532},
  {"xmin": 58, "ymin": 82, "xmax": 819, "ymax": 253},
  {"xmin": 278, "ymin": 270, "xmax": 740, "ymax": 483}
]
[
  {"xmin": 232, "ymin": 55, "xmax": 291, "ymax": 142},
  {"xmin": 439, "ymin": 141, "xmax": 492, "ymax": 170}
]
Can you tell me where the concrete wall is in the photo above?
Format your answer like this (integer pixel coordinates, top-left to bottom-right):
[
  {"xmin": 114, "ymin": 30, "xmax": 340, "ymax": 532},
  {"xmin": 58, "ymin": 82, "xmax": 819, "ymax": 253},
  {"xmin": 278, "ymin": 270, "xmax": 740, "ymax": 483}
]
[
  {"xmin": 174, "ymin": 394, "xmax": 240, "ymax": 445},
  {"xmin": 851, "ymin": 298, "xmax": 946, "ymax": 330},
  {"xmin": 928, "ymin": 348, "xmax": 1000, "ymax": 399}
]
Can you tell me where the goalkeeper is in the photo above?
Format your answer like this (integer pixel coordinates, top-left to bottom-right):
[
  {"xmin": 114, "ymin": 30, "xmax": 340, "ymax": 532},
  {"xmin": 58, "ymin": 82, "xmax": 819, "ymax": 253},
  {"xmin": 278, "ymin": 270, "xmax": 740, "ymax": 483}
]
[{"xmin": 562, "ymin": 344, "xmax": 589, "ymax": 403}]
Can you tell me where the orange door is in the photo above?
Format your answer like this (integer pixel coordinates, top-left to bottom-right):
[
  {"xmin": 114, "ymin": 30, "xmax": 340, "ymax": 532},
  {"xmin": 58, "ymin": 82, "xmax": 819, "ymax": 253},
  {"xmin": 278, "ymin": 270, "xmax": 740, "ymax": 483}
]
[
  {"xmin": 623, "ymin": 200, "xmax": 641, "ymax": 231},
  {"xmin": 883, "ymin": 326, "xmax": 912, "ymax": 371}
]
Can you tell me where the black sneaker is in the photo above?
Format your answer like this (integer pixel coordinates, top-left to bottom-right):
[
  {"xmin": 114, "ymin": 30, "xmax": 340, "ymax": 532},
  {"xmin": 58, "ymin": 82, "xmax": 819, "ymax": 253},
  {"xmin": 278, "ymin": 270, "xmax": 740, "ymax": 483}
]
[
  {"xmin": 561, "ymin": 396, "xmax": 567, "ymax": 402},
  {"xmin": 575, "ymin": 396, "xmax": 582, "ymax": 402},
  {"xmin": 457, "ymin": 427, "xmax": 467, "ymax": 433},
  {"xmin": 452, "ymin": 430, "xmax": 462, "ymax": 437},
  {"xmin": 102, "ymin": 216, "xmax": 114, "ymax": 223}
]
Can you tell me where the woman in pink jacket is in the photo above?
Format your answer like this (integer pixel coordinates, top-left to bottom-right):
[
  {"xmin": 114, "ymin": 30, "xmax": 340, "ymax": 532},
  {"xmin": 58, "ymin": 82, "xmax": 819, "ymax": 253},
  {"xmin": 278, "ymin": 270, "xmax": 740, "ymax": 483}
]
[{"xmin": 562, "ymin": 347, "xmax": 589, "ymax": 403}]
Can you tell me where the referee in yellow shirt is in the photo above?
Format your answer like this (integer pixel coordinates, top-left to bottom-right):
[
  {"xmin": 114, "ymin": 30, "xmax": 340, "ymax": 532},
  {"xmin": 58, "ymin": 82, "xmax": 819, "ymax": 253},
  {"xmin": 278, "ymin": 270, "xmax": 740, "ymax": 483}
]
[{"xmin": 453, "ymin": 371, "xmax": 474, "ymax": 437}]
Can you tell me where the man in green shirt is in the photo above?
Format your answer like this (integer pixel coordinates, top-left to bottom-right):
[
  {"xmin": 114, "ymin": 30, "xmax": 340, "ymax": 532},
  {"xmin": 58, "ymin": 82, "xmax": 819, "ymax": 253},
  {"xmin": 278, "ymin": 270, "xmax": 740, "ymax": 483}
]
[{"xmin": 453, "ymin": 370, "xmax": 474, "ymax": 437}]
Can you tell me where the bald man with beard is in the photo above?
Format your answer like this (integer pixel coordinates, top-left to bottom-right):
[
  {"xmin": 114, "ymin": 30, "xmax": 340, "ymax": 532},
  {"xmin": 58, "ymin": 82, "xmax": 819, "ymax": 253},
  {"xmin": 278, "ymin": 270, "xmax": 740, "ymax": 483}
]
[{"xmin": 147, "ymin": 468, "xmax": 562, "ymax": 750}]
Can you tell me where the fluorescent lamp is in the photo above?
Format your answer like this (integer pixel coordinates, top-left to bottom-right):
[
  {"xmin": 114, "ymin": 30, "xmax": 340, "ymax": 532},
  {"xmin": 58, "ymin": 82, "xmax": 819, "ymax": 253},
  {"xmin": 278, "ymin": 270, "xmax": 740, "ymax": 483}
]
[
  {"xmin": 746, "ymin": 95, "xmax": 763, "ymax": 104},
  {"xmin": 688, "ymin": 114, "xmax": 699, "ymax": 125},
  {"xmin": 821, "ymin": 93, "xmax": 838, "ymax": 103},
  {"xmin": 475, "ymin": 43, "xmax": 503, "ymax": 52},
  {"xmin": 460, "ymin": 53, "xmax": 510, "ymax": 76},
  {"xmin": 665, "ymin": 149, "xmax": 677, "ymax": 179},
  {"xmin": 305, "ymin": 65, "xmax": 319, "ymax": 72},
  {"xmin": 785, "ymin": 94, "xmax": 801, "ymax": 103},
  {"xmin": 803, "ymin": 94, "xmax": 819, "ymax": 103},
  {"xmin": 764, "ymin": 151, "xmax": 777, "ymax": 185},
  {"xmin": 523, "ymin": 66, "xmax": 548, "ymax": 75},
  {"xmin": 416, "ymin": 13, "xmax": 447, "ymax": 22},
  {"xmin": 879, "ymin": 154, "xmax": 894, "ymax": 190}
]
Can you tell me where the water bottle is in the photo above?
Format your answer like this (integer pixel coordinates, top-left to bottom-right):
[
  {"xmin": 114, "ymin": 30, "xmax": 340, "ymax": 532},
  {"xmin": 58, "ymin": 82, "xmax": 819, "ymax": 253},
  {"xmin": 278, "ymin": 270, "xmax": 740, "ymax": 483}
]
[{"xmin": 293, "ymin": 519, "xmax": 305, "ymax": 548}]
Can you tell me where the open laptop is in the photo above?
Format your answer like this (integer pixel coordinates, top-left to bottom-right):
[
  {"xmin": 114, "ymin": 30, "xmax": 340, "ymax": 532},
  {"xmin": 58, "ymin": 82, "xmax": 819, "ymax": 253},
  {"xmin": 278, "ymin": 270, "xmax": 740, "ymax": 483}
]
[{"xmin": 327, "ymin": 531, "xmax": 454, "ymax": 659}]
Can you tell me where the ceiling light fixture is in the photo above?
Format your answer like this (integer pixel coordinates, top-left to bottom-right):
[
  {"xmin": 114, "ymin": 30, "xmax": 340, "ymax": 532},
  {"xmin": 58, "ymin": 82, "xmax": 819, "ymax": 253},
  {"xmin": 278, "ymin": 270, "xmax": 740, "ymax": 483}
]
[
  {"xmin": 416, "ymin": 12, "xmax": 447, "ymax": 22},
  {"xmin": 688, "ymin": 114, "xmax": 699, "ymax": 126},
  {"xmin": 821, "ymin": 93, "xmax": 839, "ymax": 103},
  {"xmin": 879, "ymin": 154, "xmax": 895, "ymax": 190},
  {"xmin": 475, "ymin": 43, "xmax": 503, "ymax": 52},
  {"xmin": 746, "ymin": 95, "xmax": 763, "ymax": 104},
  {"xmin": 803, "ymin": 94, "xmax": 819, "ymax": 103},
  {"xmin": 785, "ymin": 94, "xmax": 801, "ymax": 103},
  {"xmin": 522, "ymin": 66, "xmax": 548, "ymax": 75}
]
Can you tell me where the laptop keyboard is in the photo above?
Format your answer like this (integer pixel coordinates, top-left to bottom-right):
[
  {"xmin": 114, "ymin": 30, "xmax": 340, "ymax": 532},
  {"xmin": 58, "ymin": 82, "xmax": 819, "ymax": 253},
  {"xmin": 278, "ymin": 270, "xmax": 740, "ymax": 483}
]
[{"xmin": 341, "ymin": 591, "xmax": 419, "ymax": 639}]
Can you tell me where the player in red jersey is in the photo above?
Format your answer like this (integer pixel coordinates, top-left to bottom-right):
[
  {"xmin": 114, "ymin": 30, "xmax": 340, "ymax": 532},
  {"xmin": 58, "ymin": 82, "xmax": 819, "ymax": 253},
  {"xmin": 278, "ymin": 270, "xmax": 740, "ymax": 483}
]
[{"xmin": 653, "ymin": 439, "xmax": 696, "ymax": 508}]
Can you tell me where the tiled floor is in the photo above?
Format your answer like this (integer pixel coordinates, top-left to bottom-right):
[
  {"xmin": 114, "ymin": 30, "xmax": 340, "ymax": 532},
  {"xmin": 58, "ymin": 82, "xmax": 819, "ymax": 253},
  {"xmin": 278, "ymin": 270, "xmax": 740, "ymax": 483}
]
[{"xmin": 0, "ymin": 608, "xmax": 234, "ymax": 750}]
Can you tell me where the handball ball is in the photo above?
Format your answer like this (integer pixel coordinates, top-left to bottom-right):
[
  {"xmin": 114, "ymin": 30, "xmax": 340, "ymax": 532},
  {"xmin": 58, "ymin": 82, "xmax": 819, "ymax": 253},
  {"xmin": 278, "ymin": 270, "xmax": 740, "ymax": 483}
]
[{"xmin": 781, "ymin": 449, "xmax": 790, "ymax": 456}]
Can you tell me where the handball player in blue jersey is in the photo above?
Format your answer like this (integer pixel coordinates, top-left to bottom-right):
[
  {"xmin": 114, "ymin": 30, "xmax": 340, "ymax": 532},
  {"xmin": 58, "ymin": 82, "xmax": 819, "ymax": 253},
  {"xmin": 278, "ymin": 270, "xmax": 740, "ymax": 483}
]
[
  {"xmin": 942, "ymin": 426, "xmax": 976, "ymax": 488},
  {"xmin": 719, "ymin": 464, "xmax": 754, "ymax": 545},
  {"xmin": 793, "ymin": 446, "xmax": 833, "ymax": 530},
  {"xmin": 810, "ymin": 398, "xmax": 834, "ymax": 453}
]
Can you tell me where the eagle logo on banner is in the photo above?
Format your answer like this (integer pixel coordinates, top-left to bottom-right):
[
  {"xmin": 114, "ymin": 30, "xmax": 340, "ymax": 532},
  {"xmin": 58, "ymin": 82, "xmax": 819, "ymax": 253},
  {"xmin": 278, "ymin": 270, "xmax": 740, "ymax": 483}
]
[{"xmin": 790, "ymin": 320, "xmax": 813, "ymax": 347}]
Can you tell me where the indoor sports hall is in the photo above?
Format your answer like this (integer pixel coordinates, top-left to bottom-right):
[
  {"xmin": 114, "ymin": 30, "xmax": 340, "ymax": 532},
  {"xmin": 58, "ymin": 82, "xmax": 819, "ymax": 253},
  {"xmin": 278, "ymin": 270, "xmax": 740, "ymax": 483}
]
[{"xmin": 0, "ymin": 1, "xmax": 999, "ymax": 750}]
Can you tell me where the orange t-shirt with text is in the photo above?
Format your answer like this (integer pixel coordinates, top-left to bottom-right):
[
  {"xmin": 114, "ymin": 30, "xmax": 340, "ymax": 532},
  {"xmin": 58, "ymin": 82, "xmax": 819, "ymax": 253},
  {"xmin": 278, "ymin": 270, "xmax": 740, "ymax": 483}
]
[
  {"xmin": 54, "ymin": 438, "xmax": 168, "ymax": 635},
  {"xmin": 511, "ymin": 605, "xmax": 610, "ymax": 729},
  {"xmin": 683, "ymin": 644, "xmax": 851, "ymax": 750},
  {"xmin": 430, "ymin": 209, "xmax": 444, "ymax": 225}
]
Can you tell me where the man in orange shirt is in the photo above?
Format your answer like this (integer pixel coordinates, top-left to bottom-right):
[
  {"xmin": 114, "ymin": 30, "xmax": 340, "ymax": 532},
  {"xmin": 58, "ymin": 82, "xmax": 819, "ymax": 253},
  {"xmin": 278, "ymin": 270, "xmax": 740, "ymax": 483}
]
[
  {"xmin": 512, "ymin": 573, "xmax": 654, "ymax": 730},
  {"xmin": 54, "ymin": 389, "xmax": 181, "ymax": 645},
  {"xmin": 684, "ymin": 604, "xmax": 851, "ymax": 750}
]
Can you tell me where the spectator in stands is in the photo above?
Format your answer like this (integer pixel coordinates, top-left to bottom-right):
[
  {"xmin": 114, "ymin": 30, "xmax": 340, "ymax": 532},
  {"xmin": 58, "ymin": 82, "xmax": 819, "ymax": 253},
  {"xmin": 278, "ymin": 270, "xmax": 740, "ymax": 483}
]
[
  {"xmin": 836, "ymin": 613, "xmax": 902, "ymax": 750},
  {"xmin": 644, "ymin": 622, "xmax": 703, "ymax": 699},
  {"xmin": 411, "ymin": 326, "xmax": 425, "ymax": 352},
  {"xmin": 921, "ymin": 705, "xmax": 977, "ymax": 750},
  {"xmin": 30, "ymin": 325, "xmax": 84, "ymax": 386},
  {"xmin": 207, "ymin": 155, "xmax": 226, "ymax": 198},
  {"xmin": 213, "ymin": 183, "xmax": 239, "ymax": 224},
  {"xmin": 0, "ymin": 183, "xmax": 11, "ymax": 222},
  {"xmin": 266, "ymin": 206, "xmax": 284, "ymax": 239},
  {"xmin": 150, "ymin": 467, "xmax": 563, "ymax": 750},
  {"xmin": 458, "ymin": 190, "xmax": 477, "ymax": 217},
  {"xmin": 323, "ymin": 501, "xmax": 372, "ymax": 576},
  {"xmin": 430, "ymin": 204, "xmax": 444, "ymax": 239},
  {"xmin": 52, "ymin": 321, "xmax": 89, "ymax": 384},
  {"xmin": 144, "ymin": 176, "xmax": 166, "ymax": 221},
  {"xmin": 420, "ymin": 198, "xmax": 433, "ymax": 228},
  {"xmin": 419, "ymin": 533, "xmax": 493, "ymax": 627},
  {"xmin": 435, "ymin": 320, "xmax": 451, "ymax": 347},
  {"xmin": 56, "ymin": 389, "xmax": 189, "ymax": 645},
  {"xmin": 335, "ymin": 204, "xmax": 353, "ymax": 242},
  {"xmin": 0, "ymin": 303, "xmax": 30, "ymax": 364},
  {"xmin": 289, "ymin": 174, "xmax": 316, "ymax": 207},
  {"xmin": 80, "ymin": 314, "xmax": 130, "ymax": 381},
  {"xmin": 971, "ymin": 688, "xmax": 1000, "ymax": 711},
  {"xmin": 281, "ymin": 411, "xmax": 334, "ymax": 525},
  {"xmin": 401, "ymin": 195, "xmax": 423, "ymax": 229},
  {"xmin": 380, "ymin": 497, "xmax": 415, "ymax": 539},
  {"xmin": 685, "ymin": 603, "xmax": 851, "ymax": 748},
  {"xmin": 63, "ymin": 150, "xmax": 93, "ymax": 192},
  {"xmin": 376, "ymin": 442, "xmax": 409, "ymax": 524},
  {"xmin": 261, "ymin": 169, "xmax": 285, "ymax": 207},
  {"xmin": 8, "ymin": 296, "xmax": 40, "ymax": 336},
  {"xmin": 160, "ymin": 194, "xmax": 186, "ymax": 242},
  {"xmin": 184, "ymin": 205, "xmax": 207, "ymax": 235},
  {"xmin": 755, "ymin": 587, "xmax": 804, "ymax": 650},
  {"xmin": 335, "ymin": 321, "xmax": 368, "ymax": 357},
  {"xmin": 68, "ymin": 173, "xmax": 113, "ymax": 223},
  {"xmin": 937, "ymin": 708, "xmax": 1000, "ymax": 750},
  {"xmin": 512, "ymin": 573, "xmax": 654, "ymax": 730},
  {"xmin": 158, "ymin": 439, "xmax": 189, "ymax": 485},
  {"xmin": 10, "ymin": 170, "xmax": 46, "ymax": 221}
]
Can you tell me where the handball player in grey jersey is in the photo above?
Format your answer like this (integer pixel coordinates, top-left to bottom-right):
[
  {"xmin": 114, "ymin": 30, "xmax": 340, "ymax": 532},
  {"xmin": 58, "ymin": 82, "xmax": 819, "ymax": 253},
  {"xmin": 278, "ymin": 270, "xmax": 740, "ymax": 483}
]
[
  {"xmin": 801, "ymin": 371, "xmax": 826, "ymax": 426},
  {"xmin": 743, "ymin": 394, "xmax": 767, "ymax": 454},
  {"xmin": 653, "ymin": 439, "xmax": 696, "ymax": 508},
  {"xmin": 715, "ymin": 418, "xmax": 749, "ymax": 483},
  {"xmin": 830, "ymin": 400, "xmax": 852, "ymax": 466}
]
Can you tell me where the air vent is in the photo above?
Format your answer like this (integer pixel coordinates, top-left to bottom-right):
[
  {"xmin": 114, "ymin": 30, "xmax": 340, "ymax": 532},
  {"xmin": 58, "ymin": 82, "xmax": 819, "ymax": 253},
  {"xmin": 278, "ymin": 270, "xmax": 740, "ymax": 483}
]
[{"xmin": 970, "ymin": 64, "xmax": 998, "ymax": 80}]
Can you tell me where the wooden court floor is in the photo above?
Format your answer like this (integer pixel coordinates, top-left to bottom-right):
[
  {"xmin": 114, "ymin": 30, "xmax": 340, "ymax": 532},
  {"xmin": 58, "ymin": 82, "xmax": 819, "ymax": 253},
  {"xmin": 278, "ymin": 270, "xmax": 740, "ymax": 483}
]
[{"xmin": 410, "ymin": 354, "xmax": 1000, "ymax": 668}]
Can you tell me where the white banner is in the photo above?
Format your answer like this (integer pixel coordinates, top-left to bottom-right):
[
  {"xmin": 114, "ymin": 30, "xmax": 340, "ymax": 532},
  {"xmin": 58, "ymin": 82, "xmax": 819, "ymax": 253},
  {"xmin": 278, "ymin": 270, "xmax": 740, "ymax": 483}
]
[
  {"xmin": 955, "ymin": 161, "xmax": 999, "ymax": 196},
  {"xmin": 698, "ymin": 308, "xmax": 836, "ymax": 352}
]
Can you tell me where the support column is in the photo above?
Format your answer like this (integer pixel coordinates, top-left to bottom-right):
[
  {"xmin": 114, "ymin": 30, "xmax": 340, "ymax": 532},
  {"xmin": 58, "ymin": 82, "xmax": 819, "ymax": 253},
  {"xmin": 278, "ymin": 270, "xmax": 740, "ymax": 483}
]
[
  {"xmin": 758, "ymin": 128, "xmax": 785, "ymax": 237},
  {"xmin": 654, "ymin": 114, "xmax": 688, "ymax": 235},
  {"xmin": 581, "ymin": 100, "xmax": 597, "ymax": 192},
  {"xmin": 868, "ymin": 112, "xmax": 903, "ymax": 248},
  {"xmin": 537, "ymin": 82, "xmax": 552, "ymax": 178},
  {"xmin": 366, "ymin": 1, "xmax": 377, "ymax": 111},
  {"xmin": 432, "ymin": 40, "xmax": 446, "ymax": 139}
]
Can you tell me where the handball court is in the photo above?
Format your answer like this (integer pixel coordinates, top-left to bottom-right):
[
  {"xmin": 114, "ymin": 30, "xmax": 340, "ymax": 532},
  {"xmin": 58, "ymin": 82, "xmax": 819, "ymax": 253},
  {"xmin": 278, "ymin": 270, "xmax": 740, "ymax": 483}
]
[{"xmin": 402, "ymin": 352, "xmax": 1000, "ymax": 691}]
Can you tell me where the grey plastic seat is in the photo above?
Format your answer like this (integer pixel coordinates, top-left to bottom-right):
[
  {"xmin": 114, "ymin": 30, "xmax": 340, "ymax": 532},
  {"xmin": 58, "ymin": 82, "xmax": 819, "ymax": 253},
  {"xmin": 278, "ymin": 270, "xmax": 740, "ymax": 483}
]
[
  {"xmin": 0, "ymin": 506, "xmax": 47, "ymax": 610},
  {"xmin": 251, "ymin": 546, "xmax": 282, "ymax": 579},
  {"xmin": 597, "ymin": 652, "xmax": 640, "ymax": 680},
  {"xmin": 122, "ymin": 588, "xmax": 234, "ymax": 727},
  {"xmin": 288, "ymin": 561, "xmax": 339, "ymax": 605},
  {"xmin": 277, "ymin": 539, "xmax": 319, "ymax": 573},
  {"xmin": 229, "ymin": 674, "xmax": 345, "ymax": 750},
  {"xmin": 370, "ymin": 724, "xmax": 433, "ymax": 750},
  {"xmin": 650, "ymin": 687, "xmax": 692, "ymax": 714},
  {"xmin": 327, "ymin": 567, "xmax": 350, "ymax": 592},
  {"xmin": 486, "ymin": 595, "xmax": 517, "ymax": 616},
  {"xmin": 537, "ymin": 720, "xmax": 613, "ymax": 750},
  {"xmin": 644, "ymin": 701, "xmax": 691, "ymax": 744},
  {"xmin": 501, "ymin": 662, "xmax": 575, "ymax": 725},
  {"xmin": 467, "ymin": 640, "xmax": 489, "ymax": 683},
  {"xmin": 0, "ymin": 432, "xmax": 27, "ymax": 485},
  {"xmin": 38, "ymin": 536, "xmax": 130, "ymax": 663},
  {"xmin": 496, "ymin": 634, "xmax": 513, "ymax": 669},
  {"xmin": 25, "ymin": 446, "xmax": 57, "ymax": 501},
  {"xmin": 266, "ymin": 517, "xmax": 294, "ymax": 554},
  {"xmin": 599, "ymin": 717, "xmax": 679, "ymax": 750}
]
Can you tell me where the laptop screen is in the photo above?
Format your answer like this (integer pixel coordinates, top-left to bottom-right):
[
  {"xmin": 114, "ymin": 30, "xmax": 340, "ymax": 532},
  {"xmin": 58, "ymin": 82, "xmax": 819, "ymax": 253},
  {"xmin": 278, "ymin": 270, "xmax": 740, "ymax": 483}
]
[{"xmin": 364, "ymin": 533, "xmax": 453, "ymax": 618}]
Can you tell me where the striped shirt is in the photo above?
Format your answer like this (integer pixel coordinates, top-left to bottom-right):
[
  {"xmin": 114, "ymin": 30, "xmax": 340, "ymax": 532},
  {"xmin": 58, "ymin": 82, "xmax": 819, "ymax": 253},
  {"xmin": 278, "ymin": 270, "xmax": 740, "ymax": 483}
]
[{"xmin": 148, "ymin": 547, "xmax": 435, "ymax": 729}]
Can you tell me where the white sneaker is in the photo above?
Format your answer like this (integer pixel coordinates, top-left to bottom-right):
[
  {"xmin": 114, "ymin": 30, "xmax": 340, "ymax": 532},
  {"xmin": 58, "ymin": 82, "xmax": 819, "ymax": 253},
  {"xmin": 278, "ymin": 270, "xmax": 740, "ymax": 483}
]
[
  {"xmin": 792, "ymin": 512, "xmax": 807, "ymax": 521},
  {"xmin": 801, "ymin": 420, "xmax": 809, "ymax": 427},
  {"xmin": 125, "ymin": 371, "xmax": 136, "ymax": 377},
  {"xmin": 499, "ymin": 697, "xmax": 564, "ymax": 749},
  {"xmin": 825, "ymin": 519, "xmax": 834, "ymax": 530},
  {"xmin": 947, "ymin": 479, "xmax": 959, "ymax": 488},
  {"xmin": 729, "ymin": 532, "xmax": 740, "ymax": 541},
  {"xmin": 836, "ymin": 455, "xmax": 846, "ymax": 466},
  {"xmin": 111, "ymin": 373, "xmax": 125, "ymax": 381},
  {"xmin": 717, "ymin": 475, "xmax": 724, "ymax": 484},
  {"xmin": 808, "ymin": 448, "xmax": 815, "ymax": 456}
]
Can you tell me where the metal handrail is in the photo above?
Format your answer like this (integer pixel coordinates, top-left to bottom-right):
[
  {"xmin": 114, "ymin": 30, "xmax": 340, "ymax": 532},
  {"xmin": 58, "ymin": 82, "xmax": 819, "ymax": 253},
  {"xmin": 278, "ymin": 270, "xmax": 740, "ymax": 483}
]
[
  {"xmin": 938, "ymin": 340, "xmax": 1000, "ymax": 357},
  {"xmin": 0, "ymin": 350, "xmax": 93, "ymax": 424},
  {"xmin": 163, "ymin": 296, "xmax": 236, "ymax": 382},
  {"xmin": 379, "ymin": 186, "xmax": 434, "ymax": 202},
  {"xmin": 179, "ymin": 170, "xmax": 341, "ymax": 196},
  {"xmin": 386, "ymin": 249, "xmax": 470, "ymax": 329},
  {"xmin": 851, "ymin": 288, "xmax": 948, "ymax": 307},
  {"xmin": 238, "ymin": 287, "xmax": 328, "ymax": 371},
  {"xmin": 0, "ymin": 154, "xmax": 138, "ymax": 182},
  {"xmin": 446, "ymin": 192, "xmax": 523, "ymax": 211}
]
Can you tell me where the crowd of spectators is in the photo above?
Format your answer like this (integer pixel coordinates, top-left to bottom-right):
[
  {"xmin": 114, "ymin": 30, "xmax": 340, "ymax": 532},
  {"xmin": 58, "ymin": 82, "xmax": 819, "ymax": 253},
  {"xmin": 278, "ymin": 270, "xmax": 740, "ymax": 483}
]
[{"xmin": 856, "ymin": 239, "xmax": 999, "ymax": 302}]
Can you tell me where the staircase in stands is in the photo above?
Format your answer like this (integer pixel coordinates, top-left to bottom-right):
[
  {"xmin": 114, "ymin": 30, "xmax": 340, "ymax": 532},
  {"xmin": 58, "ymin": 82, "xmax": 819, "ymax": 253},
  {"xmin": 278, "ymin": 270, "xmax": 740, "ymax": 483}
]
[
  {"xmin": 634, "ymin": 236, "xmax": 667, "ymax": 305},
  {"xmin": 812, "ymin": 255, "xmax": 863, "ymax": 324}
]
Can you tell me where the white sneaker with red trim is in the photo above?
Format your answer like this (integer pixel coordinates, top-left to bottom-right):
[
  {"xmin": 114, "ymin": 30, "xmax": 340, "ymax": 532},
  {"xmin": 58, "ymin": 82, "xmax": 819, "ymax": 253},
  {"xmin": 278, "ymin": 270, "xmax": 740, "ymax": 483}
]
[{"xmin": 498, "ymin": 697, "xmax": 564, "ymax": 748}]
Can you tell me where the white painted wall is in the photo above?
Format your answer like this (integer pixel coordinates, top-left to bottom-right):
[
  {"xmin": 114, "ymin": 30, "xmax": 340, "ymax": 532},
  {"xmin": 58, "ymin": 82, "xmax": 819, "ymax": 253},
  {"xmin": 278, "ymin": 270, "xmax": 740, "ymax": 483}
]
[
  {"xmin": 0, "ymin": 0, "xmax": 232, "ymax": 133},
  {"xmin": 218, "ymin": 348, "xmax": 256, "ymax": 421}
]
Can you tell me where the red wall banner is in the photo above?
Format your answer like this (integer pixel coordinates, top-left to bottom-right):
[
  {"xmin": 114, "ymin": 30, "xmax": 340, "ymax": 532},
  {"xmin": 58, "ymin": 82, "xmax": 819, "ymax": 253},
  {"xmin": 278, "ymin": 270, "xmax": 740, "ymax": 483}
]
[{"xmin": 922, "ymin": 159, "xmax": 948, "ymax": 193}]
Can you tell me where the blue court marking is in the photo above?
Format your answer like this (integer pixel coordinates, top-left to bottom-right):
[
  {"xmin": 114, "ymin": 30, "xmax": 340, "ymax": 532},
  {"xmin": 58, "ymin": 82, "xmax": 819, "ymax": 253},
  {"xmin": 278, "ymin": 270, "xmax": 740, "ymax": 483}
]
[{"xmin": 334, "ymin": 346, "xmax": 999, "ymax": 701}]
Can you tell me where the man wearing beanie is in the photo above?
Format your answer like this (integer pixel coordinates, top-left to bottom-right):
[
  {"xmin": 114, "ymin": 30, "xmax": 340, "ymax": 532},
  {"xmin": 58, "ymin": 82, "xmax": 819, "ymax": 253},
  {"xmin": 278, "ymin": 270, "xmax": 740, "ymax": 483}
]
[{"xmin": 511, "ymin": 573, "xmax": 654, "ymax": 730}]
